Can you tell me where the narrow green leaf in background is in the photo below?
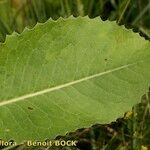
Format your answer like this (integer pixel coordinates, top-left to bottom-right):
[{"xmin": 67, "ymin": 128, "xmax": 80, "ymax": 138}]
[{"xmin": 0, "ymin": 16, "xmax": 149, "ymax": 144}]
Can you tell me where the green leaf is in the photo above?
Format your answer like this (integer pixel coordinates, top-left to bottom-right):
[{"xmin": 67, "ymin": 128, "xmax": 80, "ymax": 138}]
[{"xmin": 0, "ymin": 16, "xmax": 149, "ymax": 143}]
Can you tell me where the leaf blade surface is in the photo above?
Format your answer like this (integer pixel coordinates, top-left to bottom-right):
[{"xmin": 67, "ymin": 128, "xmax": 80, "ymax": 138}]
[{"xmin": 0, "ymin": 16, "xmax": 150, "ymax": 143}]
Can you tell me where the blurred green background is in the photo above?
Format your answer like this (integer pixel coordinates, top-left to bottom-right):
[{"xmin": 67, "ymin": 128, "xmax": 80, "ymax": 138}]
[
  {"xmin": 0, "ymin": 0, "xmax": 150, "ymax": 150},
  {"xmin": 0, "ymin": 0, "xmax": 150, "ymax": 42}
]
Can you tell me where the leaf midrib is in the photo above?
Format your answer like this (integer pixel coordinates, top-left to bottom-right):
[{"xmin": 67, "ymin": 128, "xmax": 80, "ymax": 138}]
[{"xmin": 0, "ymin": 62, "xmax": 139, "ymax": 107}]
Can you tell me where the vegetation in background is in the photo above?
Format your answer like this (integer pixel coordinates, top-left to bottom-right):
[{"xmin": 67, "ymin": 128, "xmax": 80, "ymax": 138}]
[
  {"xmin": 0, "ymin": 0, "xmax": 150, "ymax": 42},
  {"xmin": 0, "ymin": 0, "xmax": 150, "ymax": 150}
]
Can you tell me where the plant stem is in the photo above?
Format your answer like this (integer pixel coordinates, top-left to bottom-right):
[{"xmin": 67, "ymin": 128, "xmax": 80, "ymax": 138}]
[{"xmin": 117, "ymin": 0, "xmax": 131, "ymax": 24}]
